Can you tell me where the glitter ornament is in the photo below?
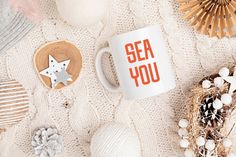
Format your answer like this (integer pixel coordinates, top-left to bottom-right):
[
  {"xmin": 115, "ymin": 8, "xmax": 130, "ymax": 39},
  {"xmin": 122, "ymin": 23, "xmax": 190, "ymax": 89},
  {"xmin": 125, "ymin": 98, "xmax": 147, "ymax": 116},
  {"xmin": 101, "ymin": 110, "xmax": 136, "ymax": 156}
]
[
  {"xmin": 180, "ymin": 139, "xmax": 190, "ymax": 148},
  {"xmin": 196, "ymin": 136, "xmax": 205, "ymax": 147},
  {"xmin": 202, "ymin": 80, "xmax": 211, "ymax": 89},
  {"xmin": 205, "ymin": 140, "xmax": 215, "ymax": 151},
  {"xmin": 221, "ymin": 94, "xmax": 232, "ymax": 105},
  {"xmin": 219, "ymin": 67, "xmax": 230, "ymax": 77},
  {"xmin": 184, "ymin": 149, "xmax": 194, "ymax": 157},
  {"xmin": 214, "ymin": 77, "xmax": 224, "ymax": 88},
  {"xmin": 179, "ymin": 119, "xmax": 189, "ymax": 128}
]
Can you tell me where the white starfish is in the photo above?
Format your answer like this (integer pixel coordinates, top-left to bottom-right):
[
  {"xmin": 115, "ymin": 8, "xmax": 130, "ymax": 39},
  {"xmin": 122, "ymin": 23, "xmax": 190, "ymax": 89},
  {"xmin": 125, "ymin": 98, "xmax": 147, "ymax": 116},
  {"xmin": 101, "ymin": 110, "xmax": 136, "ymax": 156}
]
[
  {"xmin": 223, "ymin": 67, "xmax": 236, "ymax": 95},
  {"xmin": 40, "ymin": 55, "xmax": 71, "ymax": 87}
]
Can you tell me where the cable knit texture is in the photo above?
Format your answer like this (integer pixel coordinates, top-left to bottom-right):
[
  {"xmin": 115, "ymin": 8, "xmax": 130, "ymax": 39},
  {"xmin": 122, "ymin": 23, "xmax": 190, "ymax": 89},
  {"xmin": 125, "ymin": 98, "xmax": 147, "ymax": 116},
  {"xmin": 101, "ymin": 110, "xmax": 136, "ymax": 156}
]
[{"xmin": 1, "ymin": 0, "xmax": 236, "ymax": 157}]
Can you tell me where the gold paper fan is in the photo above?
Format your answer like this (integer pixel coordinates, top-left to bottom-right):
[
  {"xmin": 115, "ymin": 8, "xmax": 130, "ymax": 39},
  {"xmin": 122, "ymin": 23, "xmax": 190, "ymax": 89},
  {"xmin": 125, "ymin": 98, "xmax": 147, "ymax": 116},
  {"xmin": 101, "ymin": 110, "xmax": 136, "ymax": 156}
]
[{"xmin": 177, "ymin": 0, "xmax": 236, "ymax": 38}]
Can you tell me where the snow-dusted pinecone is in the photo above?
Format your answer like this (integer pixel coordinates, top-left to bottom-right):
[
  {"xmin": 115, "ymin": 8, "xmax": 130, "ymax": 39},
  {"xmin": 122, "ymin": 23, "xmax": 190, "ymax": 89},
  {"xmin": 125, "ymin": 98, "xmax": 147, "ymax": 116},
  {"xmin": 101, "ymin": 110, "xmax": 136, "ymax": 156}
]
[{"xmin": 31, "ymin": 127, "xmax": 63, "ymax": 157}]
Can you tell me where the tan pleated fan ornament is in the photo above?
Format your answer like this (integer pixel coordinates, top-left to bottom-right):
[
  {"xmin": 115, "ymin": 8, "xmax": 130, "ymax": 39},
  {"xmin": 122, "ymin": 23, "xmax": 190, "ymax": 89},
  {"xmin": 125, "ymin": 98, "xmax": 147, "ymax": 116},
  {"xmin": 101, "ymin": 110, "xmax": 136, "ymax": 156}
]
[
  {"xmin": 0, "ymin": 80, "xmax": 29, "ymax": 133},
  {"xmin": 177, "ymin": 0, "xmax": 236, "ymax": 38}
]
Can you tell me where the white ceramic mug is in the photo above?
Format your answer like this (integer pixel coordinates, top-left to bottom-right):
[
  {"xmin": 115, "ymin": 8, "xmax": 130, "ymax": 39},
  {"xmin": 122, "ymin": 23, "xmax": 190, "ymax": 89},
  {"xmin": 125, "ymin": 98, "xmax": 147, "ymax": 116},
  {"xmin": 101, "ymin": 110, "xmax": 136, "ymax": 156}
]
[{"xmin": 96, "ymin": 25, "xmax": 176, "ymax": 100}]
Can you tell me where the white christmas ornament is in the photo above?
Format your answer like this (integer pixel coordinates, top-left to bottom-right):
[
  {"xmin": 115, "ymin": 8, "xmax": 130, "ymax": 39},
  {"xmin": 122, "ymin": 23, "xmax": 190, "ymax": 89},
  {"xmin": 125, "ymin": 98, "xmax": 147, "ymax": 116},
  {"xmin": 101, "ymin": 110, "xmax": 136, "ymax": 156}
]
[
  {"xmin": 221, "ymin": 93, "xmax": 232, "ymax": 105},
  {"xmin": 213, "ymin": 98, "xmax": 223, "ymax": 110},
  {"xmin": 184, "ymin": 149, "xmax": 194, "ymax": 157},
  {"xmin": 223, "ymin": 67, "xmax": 236, "ymax": 94},
  {"xmin": 39, "ymin": 55, "xmax": 72, "ymax": 87},
  {"xmin": 196, "ymin": 136, "xmax": 205, "ymax": 146},
  {"xmin": 214, "ymin": 77, "xmax": 224, "ymax": 88},
  {"xmin": 223, "ymin": 138, "xmax": 232, "ymax": 148},
  {"xmin": 228, "ymin": 153, "xmax": 236, "ymax": 157},
  {"xmin": 178, "ymin": 128, "xmax": 188, "ymax": 137},
  {"xmin": 180, "ymin": 139, "xmax": 190, "ymax": 148},
  {"xmin": 56, "ymin": 0, "xmax": 108, "ymax": 26},
  {"xmin": 205, "ymin": 140, "xmax": 215, "ymax": 151},
  {"xmin": 90, "ymin": 122, "xmax": 141, "ymax": 157},
  {"xmin": 202, "ymin": 80, "xmax": 212, "ymax": 89},
  {"xmin": 219, "ymin": 67, "xmax": 230, "ymax": 77},
  {"xmin": 179, "ymin": 119, "xmax": 189, "ymax": 128}
]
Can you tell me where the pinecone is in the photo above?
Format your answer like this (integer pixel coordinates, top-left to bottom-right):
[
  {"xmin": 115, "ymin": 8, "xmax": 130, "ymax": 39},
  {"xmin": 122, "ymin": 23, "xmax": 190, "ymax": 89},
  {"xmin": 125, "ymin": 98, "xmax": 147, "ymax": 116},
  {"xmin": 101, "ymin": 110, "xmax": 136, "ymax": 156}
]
[
  {"xmin": 199, "ymin": 95, "xmax": 226, "ymax": 127},
  {"xmin": 31, "ymin": 127, "xmax": 63, "ymax": 157}
]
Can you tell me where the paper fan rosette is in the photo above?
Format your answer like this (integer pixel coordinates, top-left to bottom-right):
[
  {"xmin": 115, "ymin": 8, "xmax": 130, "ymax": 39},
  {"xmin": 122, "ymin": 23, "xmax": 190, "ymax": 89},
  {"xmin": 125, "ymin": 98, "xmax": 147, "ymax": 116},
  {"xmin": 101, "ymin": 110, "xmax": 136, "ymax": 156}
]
[
  {"xmin": 178, "ymin": 66, "xmax": 236, "ymax": 157},
  {"xmin": 177, "ymin": 0, "xmax": 236, "ymax": 38}
]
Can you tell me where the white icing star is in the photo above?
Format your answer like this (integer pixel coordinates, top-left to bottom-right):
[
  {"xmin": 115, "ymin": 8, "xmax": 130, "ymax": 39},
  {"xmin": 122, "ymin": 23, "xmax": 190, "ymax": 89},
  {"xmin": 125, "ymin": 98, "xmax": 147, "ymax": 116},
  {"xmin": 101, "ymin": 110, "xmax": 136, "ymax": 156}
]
[
  {"xmin": 40, "ymin": 55, "xmax": 71, "ymax": 87},
  {"xmin": 223, "ymin": 67, "xmax": 236, "ymax": 95}
]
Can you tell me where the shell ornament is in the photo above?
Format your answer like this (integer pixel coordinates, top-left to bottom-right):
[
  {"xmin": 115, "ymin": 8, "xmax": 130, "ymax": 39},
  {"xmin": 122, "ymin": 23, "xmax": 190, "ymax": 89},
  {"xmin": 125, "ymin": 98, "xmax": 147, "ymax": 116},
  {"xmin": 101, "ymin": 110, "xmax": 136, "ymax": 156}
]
[{"xmin": 177, "ymin": 0, "xmax": 236, "ymax": 38}]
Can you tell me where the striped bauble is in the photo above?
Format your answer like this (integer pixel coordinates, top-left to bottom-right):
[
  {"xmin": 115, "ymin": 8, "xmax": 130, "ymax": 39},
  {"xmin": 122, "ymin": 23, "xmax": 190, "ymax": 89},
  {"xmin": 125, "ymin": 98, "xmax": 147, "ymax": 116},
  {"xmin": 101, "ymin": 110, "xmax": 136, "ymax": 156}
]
[{"xmin": 0, "ymin": 80, "xmax": 29, "ymax": 131}]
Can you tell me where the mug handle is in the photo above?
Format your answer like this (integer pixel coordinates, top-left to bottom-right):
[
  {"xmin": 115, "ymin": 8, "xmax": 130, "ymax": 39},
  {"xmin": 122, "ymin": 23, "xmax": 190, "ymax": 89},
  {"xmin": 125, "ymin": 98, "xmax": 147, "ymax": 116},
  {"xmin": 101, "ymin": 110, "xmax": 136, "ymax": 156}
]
[{"xmin": 95, "ymin": 47, "xmax": 121, "ymax": 92}]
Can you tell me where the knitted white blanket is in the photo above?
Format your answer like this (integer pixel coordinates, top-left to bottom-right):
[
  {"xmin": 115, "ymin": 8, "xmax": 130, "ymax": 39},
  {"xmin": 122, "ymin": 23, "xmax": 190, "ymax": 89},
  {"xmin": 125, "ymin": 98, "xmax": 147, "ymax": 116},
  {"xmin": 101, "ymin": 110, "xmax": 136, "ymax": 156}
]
[{"xmin": 1, "ymin": 0, "xmax": 236, "ymax": 157}]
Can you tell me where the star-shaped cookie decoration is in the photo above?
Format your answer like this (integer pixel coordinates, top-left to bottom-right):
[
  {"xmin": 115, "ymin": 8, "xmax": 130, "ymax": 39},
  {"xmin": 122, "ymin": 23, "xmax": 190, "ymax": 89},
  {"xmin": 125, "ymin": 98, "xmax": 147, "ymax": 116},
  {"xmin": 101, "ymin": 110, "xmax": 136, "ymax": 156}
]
[
  {"xmin": 54, "ymin": 68, "xmax": 72, "ymax": 87},
  {"xmin": 40, "ymin": 55, "xmax": 71, "ymax": 87},
  {"xmin": 223, "ymin": 67, "xmax": 236, "ymax": 95}
]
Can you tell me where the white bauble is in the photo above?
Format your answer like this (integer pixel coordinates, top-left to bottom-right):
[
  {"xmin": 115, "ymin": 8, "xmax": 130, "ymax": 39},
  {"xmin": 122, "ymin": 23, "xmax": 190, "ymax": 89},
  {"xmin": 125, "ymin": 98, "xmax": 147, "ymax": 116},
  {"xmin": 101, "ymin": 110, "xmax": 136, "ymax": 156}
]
[
  {"xmin": 205, "ymin": 140, "xmax": 215, "ymax": 151},
  {"xmin": 196, "ymin": 136, "xmax": 205, "ymax": 146},
  {"xmin": 219, "ymin": 67, "xmax": 230, "ymax": 77},
  {"xmin": 221, "ymin": 94, "xmax": 232, "ymax": 105},
  {"xmin": 202, "ymin": 80, "xmax": 211, "ymax": 89},
  {"xmin": 214, "ymin": 77, "xmax": 224, "ymax": 88},
  {"xmin": 213, "ymin": 98, "xmax": 223, "ymax": 110},
  {"xmin": 178, "ymin": 119, "xmax": 189, "ymax": 128},
  {"xmin": 184, "ymin": 149, "xmax": 194, "ymax": 157},
  {"xmin": 90, "ymin": 122, "xmax": 141, "ymax": 157},
  {"xmin": 56, "ymin": 0, "xmax": 108, "ymax": 26},
  {"xmin": 223, "ymin": 138, "xmax": 232, "ymax": 148},
  {"xmin": 180, "ymin": 139, "xmax": 190, "ymax": 148}
]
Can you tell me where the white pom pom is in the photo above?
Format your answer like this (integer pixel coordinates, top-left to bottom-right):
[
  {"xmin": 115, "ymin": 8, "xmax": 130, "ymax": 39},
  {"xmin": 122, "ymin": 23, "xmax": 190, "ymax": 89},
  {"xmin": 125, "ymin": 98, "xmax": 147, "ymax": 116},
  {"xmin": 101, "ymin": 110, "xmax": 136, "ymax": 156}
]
[
  {"xmin": 219, "ymin": 67, "xmax": 230, "ymax": 77},
  {"xmin": 202, "ymin": 80, "xmax": 211, "ymax": 89},
  {"xmin": 214, "ymin": 77, "xmax": 224, "ymax": 88},
  {"xmin": 221, "ymin": 94, "xmax": 232, "ymax": 105},
  {"xmin": 179, "ymin": 119, "xmax": 189, "ymax": 128},
  {"xmin": 180, "ymin": 139, "xmax": 189, "ymax": 148},
  {"xmin": 228, "ymin": 153, "xmax": 236, "ymax": 157},
  {"xmin": 196, "ymin": 136, "xmax": 205, "ymax": 146},
  {"xmin": 90, "ymin": 122, "xmax": 141, "ymax": 157},
  {"xmin": 213, "ymin": 98, "xmax": 223, "ymax": 109},
  {"xmin": 184, "ymin": 149, "xmax": 194, "ymax": 157},
  {"xmin": 223, "ymin": 138, "xmax": 232, "ymax": 148},
  {"xmin": 178, "ymin": 128, "xmax": 188, "ymax": 137},
  {"xmin": 205, "ymin": 140, "xmax": 215, "ymax": 151},
  {"xmin": 56, "ymin": 0, "xmax": 108, "ymax": 26}
]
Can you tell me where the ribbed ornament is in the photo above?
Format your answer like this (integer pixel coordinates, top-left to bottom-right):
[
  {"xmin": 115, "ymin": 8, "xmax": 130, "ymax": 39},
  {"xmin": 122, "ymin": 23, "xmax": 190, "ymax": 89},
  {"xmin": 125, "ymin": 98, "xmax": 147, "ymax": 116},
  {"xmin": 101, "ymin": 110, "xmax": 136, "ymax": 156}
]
[
  {"xmin": 0, "ymin": 80, "xmax": 29, "ymax": 131},
  {"xmin": 177, "ymin": 0, "xmax": 236, "ymax": 38}
]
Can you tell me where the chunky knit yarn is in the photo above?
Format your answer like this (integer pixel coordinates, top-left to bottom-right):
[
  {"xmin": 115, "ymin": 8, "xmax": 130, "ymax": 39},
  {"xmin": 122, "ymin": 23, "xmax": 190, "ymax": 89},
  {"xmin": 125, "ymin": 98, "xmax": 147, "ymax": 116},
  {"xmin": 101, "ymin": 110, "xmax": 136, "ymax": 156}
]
[{"xmin": 0, "ymin": 0, "xmax": 34, "ymax": 53}]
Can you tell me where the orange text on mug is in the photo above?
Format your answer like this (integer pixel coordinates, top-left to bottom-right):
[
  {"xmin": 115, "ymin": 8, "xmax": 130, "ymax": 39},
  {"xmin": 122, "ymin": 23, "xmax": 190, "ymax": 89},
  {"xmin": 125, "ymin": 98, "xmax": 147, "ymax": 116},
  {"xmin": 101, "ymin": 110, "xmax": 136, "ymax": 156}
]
[{"xmin": 125, "ymin": 39, "xmax": 160, "ymax": 87}]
